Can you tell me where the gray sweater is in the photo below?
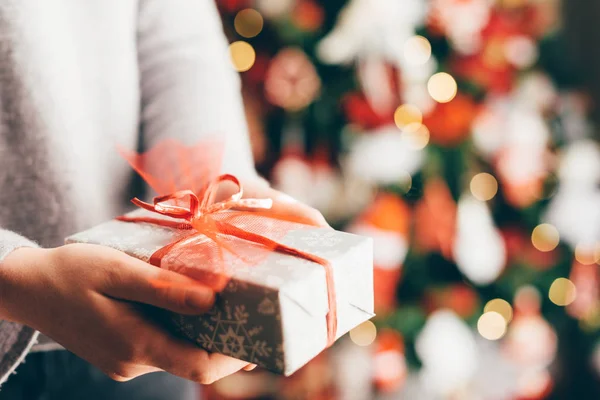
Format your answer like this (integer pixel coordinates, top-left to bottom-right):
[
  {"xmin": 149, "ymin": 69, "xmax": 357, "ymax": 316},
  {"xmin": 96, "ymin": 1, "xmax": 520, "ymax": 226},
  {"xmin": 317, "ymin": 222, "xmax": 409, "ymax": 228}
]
[{"xmin": 0, "ymin": 0, "xmax": 255, "ymax": 385}]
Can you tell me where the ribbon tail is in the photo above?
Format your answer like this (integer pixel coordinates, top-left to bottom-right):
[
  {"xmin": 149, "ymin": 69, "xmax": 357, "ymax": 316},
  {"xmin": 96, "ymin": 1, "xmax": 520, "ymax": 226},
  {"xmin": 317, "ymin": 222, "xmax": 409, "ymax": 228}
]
[{"xmin": 215, "ymin": 221, "xmax": 338, "ymax": 346}]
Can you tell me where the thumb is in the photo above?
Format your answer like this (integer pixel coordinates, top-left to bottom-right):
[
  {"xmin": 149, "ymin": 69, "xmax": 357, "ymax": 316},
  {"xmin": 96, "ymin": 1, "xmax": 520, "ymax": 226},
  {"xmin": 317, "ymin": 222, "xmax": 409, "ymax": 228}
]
[{"xmin": 102, "ymin": 255, "xmax": 216, "ymax": 315}]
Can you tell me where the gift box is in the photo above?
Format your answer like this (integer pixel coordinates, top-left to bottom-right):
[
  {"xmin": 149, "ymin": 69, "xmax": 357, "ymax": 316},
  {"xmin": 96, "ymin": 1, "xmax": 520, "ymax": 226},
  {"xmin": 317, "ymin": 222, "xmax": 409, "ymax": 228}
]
[{"xmin": 66, "ymin": 208, "xmax": 374, "ymax": 375}]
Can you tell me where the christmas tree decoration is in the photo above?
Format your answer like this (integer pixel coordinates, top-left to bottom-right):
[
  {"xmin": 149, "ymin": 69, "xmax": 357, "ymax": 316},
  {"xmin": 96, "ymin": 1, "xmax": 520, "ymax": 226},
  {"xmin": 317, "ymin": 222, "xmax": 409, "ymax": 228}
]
[
  {"xmin": 372, "ymin": 329, "xmax": 407, "ymax": 393},
  {"xmin": 424, "ymin": 284, "xmax": 480, "ymax": 319},
  {"xmin": 544, "ymin": 139, "xmax": 600, "ymax": 250},
  {"xmin": 346, "ymin": 125, "xmax": 424, "ymax": 185},
  {"xmin": 415, "ymin": 310, "xmax": 479, "ymax": 397},
  {"xmin": 291, "ymin": 0, "xmax": 325, "ymax": 32},
  {"xmin": 349, "ymin": 193, "xmax": 410, "ymax": 314},
  {"xmin": 422, "ymin": 93, "xmax": 480, "ymax": 146},
  {"xmin": 453, "ymin": 195, "xmax": 506, "ymax": 285},
  {"xmin": 264, "ymin": 47, "xmax": 321, "ymax": 111},
  {"xmin": 215, "ymin": 0, "xmax": 600, "ymax": 395},
  {"xmin": 254, "ymin": 0, "xmax": 296, "ymax": 19},
  {"xmin": 567, "ymin": 261, "xmax": 599, "ymax": 320},
  {"xmin": 413, "ymin": 178, "xmax": 457, "ymax": 259}
]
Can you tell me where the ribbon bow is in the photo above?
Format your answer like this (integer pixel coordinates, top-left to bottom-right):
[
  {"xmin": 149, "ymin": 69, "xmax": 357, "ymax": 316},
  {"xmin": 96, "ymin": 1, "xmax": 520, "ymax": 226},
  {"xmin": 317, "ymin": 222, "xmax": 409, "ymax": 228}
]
[{"xmin": 117, "ymin": 173, "xmax": 338, "ymax": 347}]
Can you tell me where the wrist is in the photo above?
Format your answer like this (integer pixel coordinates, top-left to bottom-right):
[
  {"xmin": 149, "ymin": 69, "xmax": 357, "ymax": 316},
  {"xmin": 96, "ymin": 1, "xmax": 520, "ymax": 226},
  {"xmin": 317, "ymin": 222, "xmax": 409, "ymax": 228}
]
[{"xmin": 0, "ymin": 246, "xmax": 47, "ymax": 324}]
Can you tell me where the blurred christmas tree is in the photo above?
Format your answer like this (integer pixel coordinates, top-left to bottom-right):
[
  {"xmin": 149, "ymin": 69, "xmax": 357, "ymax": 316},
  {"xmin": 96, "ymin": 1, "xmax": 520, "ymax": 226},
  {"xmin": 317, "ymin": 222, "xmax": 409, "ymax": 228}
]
[{"xmin": 212, "ymin": 0, "xmax": 600, "ymax": 398}]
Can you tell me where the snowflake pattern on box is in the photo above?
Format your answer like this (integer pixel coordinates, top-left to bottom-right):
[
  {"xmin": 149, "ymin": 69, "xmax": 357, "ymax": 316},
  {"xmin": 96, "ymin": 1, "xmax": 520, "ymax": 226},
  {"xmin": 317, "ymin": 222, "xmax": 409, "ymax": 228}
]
[{"xmin": 171, "ymin": 283, "xmax": 285, "ymax": 372}]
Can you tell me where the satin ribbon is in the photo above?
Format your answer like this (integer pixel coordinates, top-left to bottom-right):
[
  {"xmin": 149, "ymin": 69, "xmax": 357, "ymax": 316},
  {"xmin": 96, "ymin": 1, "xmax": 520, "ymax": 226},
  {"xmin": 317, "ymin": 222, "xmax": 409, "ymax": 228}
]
[{"xmin": 117, "ymin": 174, "xmax": 338, "ymax": 347}]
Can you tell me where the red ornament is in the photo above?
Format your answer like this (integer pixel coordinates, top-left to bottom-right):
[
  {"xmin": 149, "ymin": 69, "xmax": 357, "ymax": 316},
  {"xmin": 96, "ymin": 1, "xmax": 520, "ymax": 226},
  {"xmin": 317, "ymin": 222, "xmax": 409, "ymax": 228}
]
[
  {"xmin": 424, "ymin": 284, "xmax": 480, "ymax": 318},
  {"xmin": 354, "ymin": 194, "xmax": 411, "ymax": 314},
  {"xmin": 342, "ymin": 92, "xmax": 395, "ymax": 130},
  {"xmin": 292, "ymin": 0, "xmax": 325, "ymax": 32},
  {"xmin": 414, "ymin": 179, "xmax": 457, "ymax": 259},
  {"xmin": 217, "ymin": 0, "xmax": 251, "ymax": 13},
  {"xmin": 423, "ymin": 94, "xmax": 480, "ymax": 146},
  {"xmin": 501, "ymin": 226, "xmax": 558, "ymax": 270},
  {"xmin": 373, "ymin": 330, "xmax": 407, "ymax": 393}
]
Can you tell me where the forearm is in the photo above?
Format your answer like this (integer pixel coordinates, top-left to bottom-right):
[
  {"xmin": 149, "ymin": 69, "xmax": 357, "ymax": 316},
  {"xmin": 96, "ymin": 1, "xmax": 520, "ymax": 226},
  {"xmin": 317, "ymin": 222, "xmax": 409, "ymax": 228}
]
[{"xmin": 0, "ymin": 230, "xmax": 40, "ymax": 385}]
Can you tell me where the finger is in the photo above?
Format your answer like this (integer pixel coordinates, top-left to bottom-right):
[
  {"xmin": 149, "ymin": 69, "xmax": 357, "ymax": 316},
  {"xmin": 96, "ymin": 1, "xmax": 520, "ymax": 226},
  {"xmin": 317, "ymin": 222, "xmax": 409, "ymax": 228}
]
[
  {"xmin": 244, "ymin": 184, "xmax": 330, "ymax": 228},
  {"xmin": 243, "ymin": 364, "xmax": 257, "ymax": 371},
  {"xmin": 102, "ymin": 255, "xmax": 216, "ymax": 315},
  {"xmin": 138, "ymin": 323, "xmax": 251, "ymax": 384}
]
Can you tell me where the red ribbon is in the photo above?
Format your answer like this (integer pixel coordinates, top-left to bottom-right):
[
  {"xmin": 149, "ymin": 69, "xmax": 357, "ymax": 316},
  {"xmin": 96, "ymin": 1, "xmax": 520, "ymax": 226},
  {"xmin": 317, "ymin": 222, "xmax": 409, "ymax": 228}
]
[{"xmin": 117, "ymin": 174, "xmax": 338, "ymax": 347}]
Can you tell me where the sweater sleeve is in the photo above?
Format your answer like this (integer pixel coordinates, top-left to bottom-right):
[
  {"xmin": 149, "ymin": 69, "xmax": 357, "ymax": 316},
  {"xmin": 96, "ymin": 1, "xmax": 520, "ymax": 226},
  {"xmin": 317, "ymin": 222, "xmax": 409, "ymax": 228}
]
[
  {"xmin": 136, "ymin": 0, "xmax": 258, "ymax": 180},
  {"xmin": 0, "ymin": 230, "xmax": 40, "ymax": 386}
]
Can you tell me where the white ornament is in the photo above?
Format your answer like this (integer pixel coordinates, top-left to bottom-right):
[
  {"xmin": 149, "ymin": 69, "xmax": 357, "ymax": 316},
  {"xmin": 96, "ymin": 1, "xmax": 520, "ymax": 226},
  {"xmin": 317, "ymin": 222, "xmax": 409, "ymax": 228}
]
[
  {"xmin": 544, "ymin": 140, "xmax": 600, "ymax": 248},
  {"xmin": 453, "ymin": 195, "xmax": 506, "ymax": 285},
  {"xmin": 349, "ymin": 222, "xmax": 407, "ymax": 269},
  {"xmin": 346, "ymin": 125, "xmax": 424, "ymax": 184},
  {"xmin": 415, "ymin": 310, "xmax": 479, "ymax": 396}
]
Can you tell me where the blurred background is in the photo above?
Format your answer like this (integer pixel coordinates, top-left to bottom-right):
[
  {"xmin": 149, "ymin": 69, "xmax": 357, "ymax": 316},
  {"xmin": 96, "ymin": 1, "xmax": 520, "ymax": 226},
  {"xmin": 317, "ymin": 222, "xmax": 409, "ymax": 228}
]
[{"xmin": 205, "ymin": 0, "xmax": 600, "ymax": 398}]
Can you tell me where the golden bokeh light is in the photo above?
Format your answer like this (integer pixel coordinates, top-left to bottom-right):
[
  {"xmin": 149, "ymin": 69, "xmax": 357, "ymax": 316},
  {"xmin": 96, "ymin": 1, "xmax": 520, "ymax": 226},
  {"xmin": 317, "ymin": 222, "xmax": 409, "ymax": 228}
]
[
  {"xmin": 484, "ymin": 298, "xmax": 513, "ymax": 323},
  {"xmin": 477, "ymin": 311, "xmax": 507, "ymax": 340},
  {"xmin": 427, "ymin": 72, "xmax": 458, "ymax": 103},
  {"xmin": 404, "ymin": 35, "xmax": 432, "ymax": 65},
  {"xmin": 349, "ymin": 320, "xmax": 377, "ymax": 347},
  {"xmin": 234, "ymin": 9, "xmax": 264, "ymax": 38},
  {"xmin": 531, "ymin": 224, "xmax": 560, "ymax": 252},
  {"xmin": 574, "ymin": 243, "xmax": 600, "ymax": 265},
  {"xmin": 470, "ymin": 173, "xmax": 499, "ymax": 201},
  {"xmin": 394, "ymin": 104, "xmax": 422, "ymax": 130},
  {"xmin": 549, "ymin": 278, "xmax": 577, "ymax": 306},
  {"xmin": 229, "ymin": 41, "xmax": 256, "ymax": 72},
  {"xmin": 403, "ymin": 123, "xmax": 430, "ymax": 150}
]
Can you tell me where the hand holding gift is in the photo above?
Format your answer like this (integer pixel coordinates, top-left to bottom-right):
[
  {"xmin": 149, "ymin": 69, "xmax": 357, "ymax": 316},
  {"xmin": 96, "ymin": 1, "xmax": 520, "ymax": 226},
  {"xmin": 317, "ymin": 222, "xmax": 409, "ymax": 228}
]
[{"xmin": 65, "ymin": 139, "xmax": 374, "ymax": 376}]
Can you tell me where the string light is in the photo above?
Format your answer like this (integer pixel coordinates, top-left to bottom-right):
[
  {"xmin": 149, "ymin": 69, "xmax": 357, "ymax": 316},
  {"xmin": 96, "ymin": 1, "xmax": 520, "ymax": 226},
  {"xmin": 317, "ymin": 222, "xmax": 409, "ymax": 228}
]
[
  {"xmin": 427, "ymin": 72, "xmax": 458, "ymax": 103},
  {"xmin": 574, "ymin": 243, "xmax": 600, "ymax": 265},
  {"xmin": 531, "ymin": 224, "xmax": 560, "ymax": 252},
  {"xmin": 484, "ymin": 298, "xmax": 513, "ymax": 323},
  {"xmin": 234, "ymin": 9, "xmax": 264, "ymax": 38},
  {"xmin": 403, "ymin": 123, "xmax": 430, "ymax": 150},
  {"xmin": 229, "ymin": 41, "xmax": 256, "ymax": 72},
  {"xmin": 477, "ymin": 311, "xmax": 507, "ymax": 340},
  {"xmin": 403, "ymin": 35, "xmax": 432, "ymax": 65},
  {"xmin": 394, "ymin": 104, "xmax": 422, "ymax": 130},
  {"xmin": 470, "ymin": 173, "xmax": 498, "ymax": 201},
  {"xmin": 350, "ymin": 320, "xmax": 377, "ymax": 346},
  {"xmin": 549, "ymin": 278, "xmax": 577, "ymax": 306}
]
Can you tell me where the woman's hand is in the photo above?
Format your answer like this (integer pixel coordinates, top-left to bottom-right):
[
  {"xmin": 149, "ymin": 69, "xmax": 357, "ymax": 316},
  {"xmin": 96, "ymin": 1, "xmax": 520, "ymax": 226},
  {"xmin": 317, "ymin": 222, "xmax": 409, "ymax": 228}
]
[
  {"xmin": 0, "ymin": 179, "xmax": 328, "ymax": 384},
  {"xmin": 0, "ymin": 243, "xmax": 252, "ymax": 384}
]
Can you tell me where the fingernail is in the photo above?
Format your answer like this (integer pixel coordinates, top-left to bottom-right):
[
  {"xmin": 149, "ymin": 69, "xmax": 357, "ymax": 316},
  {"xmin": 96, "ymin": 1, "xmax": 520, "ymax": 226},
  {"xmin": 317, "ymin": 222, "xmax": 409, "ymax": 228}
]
[
  {"xmin": 185, "ymin": 288, "xmax": 216, "ymax": 312},
  {"xmin": 278, "ymin": 193, "xmax": 298, "ymax": 203},
  {"xmin": 243, "ymin": 364, "xmax": 257, "ymax": 371}
]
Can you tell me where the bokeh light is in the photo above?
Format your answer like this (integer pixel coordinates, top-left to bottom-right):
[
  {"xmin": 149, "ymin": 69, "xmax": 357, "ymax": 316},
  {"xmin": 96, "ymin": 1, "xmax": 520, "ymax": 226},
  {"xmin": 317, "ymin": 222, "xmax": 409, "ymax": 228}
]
[
  {"xmin": 229, "ymin": 41, "xmax": 256, "ymax": 72},
  {"xmin": 549, "ymin": 278, "xmax": 577, "ymax": 306},
  {"xmin": 484, "ymin": 298, "xmax": 513, "ymax": 323},
  {"xmin": 404, "ymin": 35, "xmax": 432, "ymax": 66},
  {"xmin": 531, "ymin": 224, "xmax": 560, "ymax": 252},
  {"xmin": 470, "ymin": 173, "xmax": 498, "ymax": 201},
  {"xmin": 403, "ymin": 123, "xmax": 430, "ymax": 150},
  {"xmin": 394, "ymin": 104, "xmax": 422, "ymax": 130},
  {"xmin": 350, "ymin": 320, "xmax": 377, "ymax": 346},
  {"xmin": 427, "ymin": 72, "xmax": 458, "ymax": 103},
  {"xmin": 574, "ymin": 243, "xmax": 600, "ymax": 265},
  {"xmin": 234, "ymin": 9, "xmax": 264, "ymax": 38},
  {"xmin": 477, "ymin": 311, "xmax": 507, "ymax": 340}
]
